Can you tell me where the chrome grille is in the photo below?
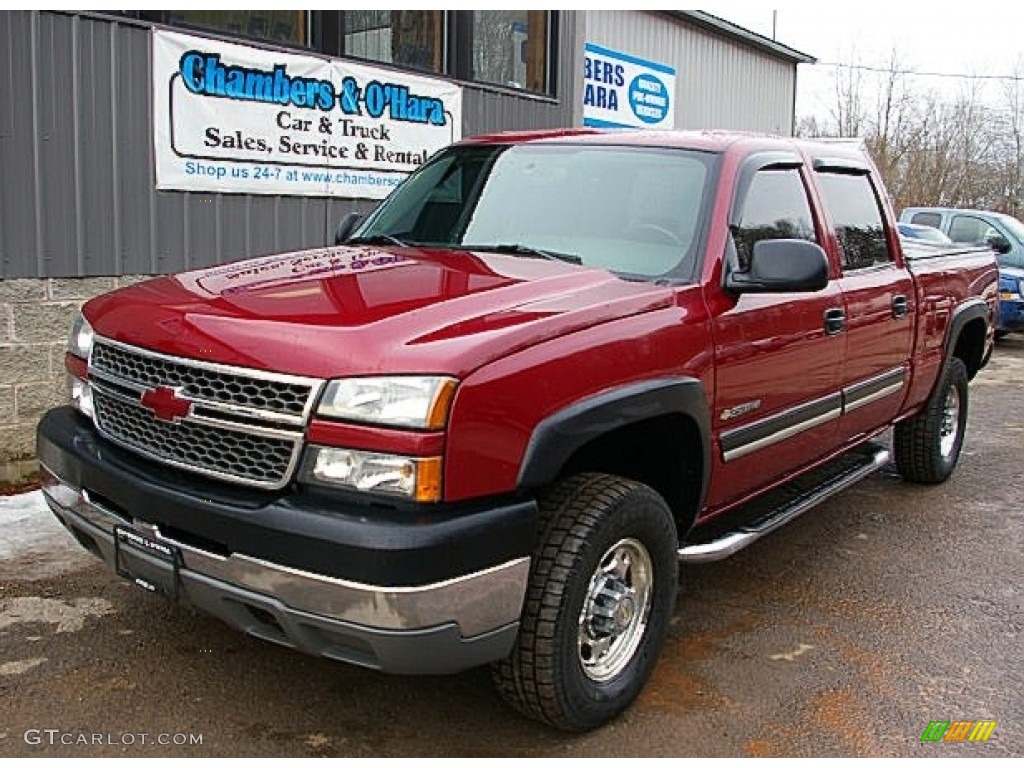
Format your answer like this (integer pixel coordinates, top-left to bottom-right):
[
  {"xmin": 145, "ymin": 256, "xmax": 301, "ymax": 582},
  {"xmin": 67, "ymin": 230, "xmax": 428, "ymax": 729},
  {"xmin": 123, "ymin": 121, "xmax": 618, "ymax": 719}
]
[
  {"xmin": 93, "ymin": 389, "xmax": 297, "ymax": 487},
  {"xmin": 91, "ymin": 341, "xmax": 313, "ymax": 418},
  {"xmin": 86, "ymin": 337, "xmax": 322, "ymax": 489}
]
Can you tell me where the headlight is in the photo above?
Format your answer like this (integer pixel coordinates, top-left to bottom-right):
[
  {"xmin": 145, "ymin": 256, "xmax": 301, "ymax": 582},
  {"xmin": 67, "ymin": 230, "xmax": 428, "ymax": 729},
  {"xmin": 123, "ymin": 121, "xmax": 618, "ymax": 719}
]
[
  {"xmin": 306, "ymin": 447, "xmax": 442, "ymax": 502},
  {"xmin": 67, "ymin": 313, "xmax": 94, "ymax": 360},
  {"xmin": 317, "ymin": 376, "xmax": 457, "ymax": 429}
]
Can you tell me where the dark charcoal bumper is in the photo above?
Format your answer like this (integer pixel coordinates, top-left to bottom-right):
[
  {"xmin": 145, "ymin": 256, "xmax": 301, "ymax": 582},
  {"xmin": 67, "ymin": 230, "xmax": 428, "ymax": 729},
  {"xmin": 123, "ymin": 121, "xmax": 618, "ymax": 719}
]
[{"xmin": 38, "ymin": 407, "xmax": 536, "ymax": 674}]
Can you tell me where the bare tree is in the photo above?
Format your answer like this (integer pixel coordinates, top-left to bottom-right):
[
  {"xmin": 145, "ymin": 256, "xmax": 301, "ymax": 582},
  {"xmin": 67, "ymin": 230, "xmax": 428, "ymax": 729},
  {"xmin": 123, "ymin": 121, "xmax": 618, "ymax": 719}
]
[
  {"xmin": 799, "ymin": 51, "xmax": 1017, "ymax": 215},
  {"xmin": 830, "ymin": 56, "xmax": 867, "ymax": 138},
  {"xmin": 999, "ymin": 59, "xmax": 1024, "ymax": 217}
]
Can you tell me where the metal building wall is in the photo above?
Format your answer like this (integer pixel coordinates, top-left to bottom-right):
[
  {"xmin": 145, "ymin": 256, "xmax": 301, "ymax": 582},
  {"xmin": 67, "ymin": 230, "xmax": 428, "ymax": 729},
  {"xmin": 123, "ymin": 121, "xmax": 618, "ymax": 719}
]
[
  {"xmin": 0, "ymin": 11, "xmax": 577, "ymax": 280},
  {"xmin": 583, "ymin": 11, "xmax": 797, "ymax": 136}
]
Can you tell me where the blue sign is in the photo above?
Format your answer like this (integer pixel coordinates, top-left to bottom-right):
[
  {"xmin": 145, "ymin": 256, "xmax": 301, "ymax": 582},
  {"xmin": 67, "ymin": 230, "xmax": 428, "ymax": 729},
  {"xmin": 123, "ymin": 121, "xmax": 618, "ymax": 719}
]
[{"xmin": 583, "ymin": 43, "xmax": 676, "ymax": 130}]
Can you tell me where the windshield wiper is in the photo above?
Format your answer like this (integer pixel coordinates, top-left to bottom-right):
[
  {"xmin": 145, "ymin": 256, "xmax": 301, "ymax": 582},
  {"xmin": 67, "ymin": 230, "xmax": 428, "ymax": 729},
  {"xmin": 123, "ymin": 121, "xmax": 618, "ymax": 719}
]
[
  {"xmin": 461, "ymin": 243, "xmax": 582, "ymax": 265},
  {"xmin": 346, "ymin": 233, "xmax": 411, "ymax": 248}
]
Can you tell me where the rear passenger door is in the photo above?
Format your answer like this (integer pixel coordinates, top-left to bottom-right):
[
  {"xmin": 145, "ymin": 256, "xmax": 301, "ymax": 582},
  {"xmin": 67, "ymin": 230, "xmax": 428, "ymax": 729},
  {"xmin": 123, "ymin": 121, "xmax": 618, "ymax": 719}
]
[{"xmin": 815, "ymin": 164, "xmax": 915, "ymax": 441}]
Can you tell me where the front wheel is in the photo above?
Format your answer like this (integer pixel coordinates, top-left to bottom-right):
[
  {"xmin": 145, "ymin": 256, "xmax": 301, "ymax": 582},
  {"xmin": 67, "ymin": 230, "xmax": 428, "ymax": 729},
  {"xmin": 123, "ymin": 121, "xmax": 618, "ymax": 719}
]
[
  {"xmin": 894, "ymin": 357, "xmax": 969, "ymax": 484},
  {"xmin": 492, "ymin": 473, "xmax": 678, "ymax": 731}
]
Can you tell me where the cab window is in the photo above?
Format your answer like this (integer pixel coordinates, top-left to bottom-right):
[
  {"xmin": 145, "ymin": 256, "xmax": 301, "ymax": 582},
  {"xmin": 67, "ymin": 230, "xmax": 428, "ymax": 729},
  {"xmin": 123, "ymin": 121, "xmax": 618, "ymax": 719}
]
[
  {"xmin": 910, "ymin": 211, "xmax": 942, "ymax": 229},
  {"xmin": 816, "ymin": 172, "xmax": 893, "ymax": 271},
  {"xmin": 731, "ymin": 168, "xmax": 818, "ymax": 270},
  {"xmin": 949, "ymin": 215, "xmax": 998, "ymax": 244}
]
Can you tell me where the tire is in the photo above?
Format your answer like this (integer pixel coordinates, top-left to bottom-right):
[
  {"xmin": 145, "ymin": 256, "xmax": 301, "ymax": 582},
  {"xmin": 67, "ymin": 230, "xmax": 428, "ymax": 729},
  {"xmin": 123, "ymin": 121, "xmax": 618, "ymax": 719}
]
[
  {"xmin": 894, "ymin": 357, "xmax": 969, "ymax": 484},
  {"xmin": 492, "ymin": 473, "xmax": 678, "ymax": 732}
]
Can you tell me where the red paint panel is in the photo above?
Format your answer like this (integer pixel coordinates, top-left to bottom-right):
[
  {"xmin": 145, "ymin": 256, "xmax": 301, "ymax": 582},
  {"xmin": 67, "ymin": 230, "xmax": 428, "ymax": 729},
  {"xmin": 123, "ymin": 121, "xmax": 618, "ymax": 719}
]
[
  {"xmin": 443, "ymin": 298, "xmax": 712, "ymax": 502},
  {"xmin": 84, "ymin": 246, "xmax": 671, "ymax": 382},
  {"xmin": 307, "ymin": 419, "xmax": 444, "ymax": 457}
]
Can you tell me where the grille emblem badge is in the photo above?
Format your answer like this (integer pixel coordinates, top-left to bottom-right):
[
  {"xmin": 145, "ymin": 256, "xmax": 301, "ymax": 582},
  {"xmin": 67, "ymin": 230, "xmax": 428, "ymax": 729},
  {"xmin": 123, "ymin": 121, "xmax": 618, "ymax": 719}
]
[{"xmin": 140, "ymin": 386, "xmax": 193, "ymax": 422}]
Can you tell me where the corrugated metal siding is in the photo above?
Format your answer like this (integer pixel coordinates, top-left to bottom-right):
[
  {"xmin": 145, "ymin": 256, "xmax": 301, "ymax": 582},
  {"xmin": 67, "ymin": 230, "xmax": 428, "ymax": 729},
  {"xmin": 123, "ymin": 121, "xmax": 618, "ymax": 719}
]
[
  {"xmin": 0, "ymin": 11, "xmax": 575, "ymax": 279},
  {"xmin": 583, "ymin": 10, "xmax": 796, "ymax": 136}
]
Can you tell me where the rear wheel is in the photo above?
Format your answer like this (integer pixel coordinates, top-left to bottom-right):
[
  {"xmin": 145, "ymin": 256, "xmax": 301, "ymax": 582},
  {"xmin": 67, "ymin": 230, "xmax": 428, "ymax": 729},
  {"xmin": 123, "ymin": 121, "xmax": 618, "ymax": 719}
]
[
  {"xmin": 894, "ymin": 357, "xmax": 969, "ymax": 484},
  {"xmin": 492, "ymin": 473, "xmax": 678, "ymax": 732}
]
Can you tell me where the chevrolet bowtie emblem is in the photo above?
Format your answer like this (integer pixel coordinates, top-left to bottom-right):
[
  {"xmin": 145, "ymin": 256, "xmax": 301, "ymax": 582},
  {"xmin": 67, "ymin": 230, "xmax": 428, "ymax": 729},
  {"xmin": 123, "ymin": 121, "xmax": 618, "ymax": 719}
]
[{"xmin": 140, "ymin": 386, "xmax": 193, "ymax": 422}]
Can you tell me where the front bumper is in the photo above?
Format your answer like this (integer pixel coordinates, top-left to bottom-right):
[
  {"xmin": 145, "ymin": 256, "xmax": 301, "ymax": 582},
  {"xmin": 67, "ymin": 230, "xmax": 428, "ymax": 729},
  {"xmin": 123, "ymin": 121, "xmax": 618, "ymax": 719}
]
[{"xmin": 38, "ymin": 407, "xmax": 536, "ymax": 674}]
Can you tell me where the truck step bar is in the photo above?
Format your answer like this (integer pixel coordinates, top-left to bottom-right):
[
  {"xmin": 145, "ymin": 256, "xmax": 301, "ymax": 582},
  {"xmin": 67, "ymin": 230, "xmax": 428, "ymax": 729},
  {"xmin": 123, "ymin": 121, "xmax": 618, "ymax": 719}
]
[{"xmin": 677, "ymin": 443, "xmax": 890, "ymax": 563}]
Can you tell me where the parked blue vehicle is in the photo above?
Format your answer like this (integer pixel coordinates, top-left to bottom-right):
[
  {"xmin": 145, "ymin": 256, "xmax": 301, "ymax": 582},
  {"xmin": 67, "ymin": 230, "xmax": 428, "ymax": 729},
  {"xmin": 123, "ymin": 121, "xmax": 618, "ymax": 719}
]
[{"xmin": 901, "ymin": 207, "xmax": 1024, "ymax": 337}]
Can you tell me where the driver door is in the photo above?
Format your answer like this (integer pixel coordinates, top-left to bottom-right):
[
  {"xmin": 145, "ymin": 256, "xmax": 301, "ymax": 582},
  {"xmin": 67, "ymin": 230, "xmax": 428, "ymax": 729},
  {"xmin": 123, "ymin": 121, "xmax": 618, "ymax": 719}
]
[{"xmin": 706, "ymin": 159, "xmax": 846, "ymax": 510}]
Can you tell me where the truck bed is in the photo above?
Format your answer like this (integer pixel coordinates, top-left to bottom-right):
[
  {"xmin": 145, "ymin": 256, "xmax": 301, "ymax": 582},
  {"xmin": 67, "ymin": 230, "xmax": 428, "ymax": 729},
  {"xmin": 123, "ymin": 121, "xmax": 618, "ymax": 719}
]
[{"xmin": 903, "ymin": 243, "xmax": 998, "ymax": 412}]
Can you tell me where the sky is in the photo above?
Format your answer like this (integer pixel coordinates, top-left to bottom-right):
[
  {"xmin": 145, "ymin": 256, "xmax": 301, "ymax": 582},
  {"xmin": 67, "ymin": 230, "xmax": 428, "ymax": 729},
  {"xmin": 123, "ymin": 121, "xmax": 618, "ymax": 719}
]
[{"xmin": 706, "ymin": 5, "xmax": 1024, "ymax": 123}]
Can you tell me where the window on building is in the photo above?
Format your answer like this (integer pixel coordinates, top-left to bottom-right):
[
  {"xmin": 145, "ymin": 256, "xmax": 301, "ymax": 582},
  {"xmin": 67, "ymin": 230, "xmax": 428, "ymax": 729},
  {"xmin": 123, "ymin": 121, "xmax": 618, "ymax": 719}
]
[
  {"xmin": 732, "ymin": 168, "xmax": 817, "ymax": 270},
  {"xmin": 816, "ymin": 172, "xmax": 893, "ymax": 271},
  {"xmin": 141, "ymin": 10, "xmax": 556, "ymax": 96},
  {"xmin": 470, "ymin": 11, "xmax": 549, "ymax": 93},
  {"xmin": 343, "ymin": 11, "xmax": 445, "ymax": 74},
  {"xmin": 165, "ymin": 11, "xmax": 308, "ymax": 47}
]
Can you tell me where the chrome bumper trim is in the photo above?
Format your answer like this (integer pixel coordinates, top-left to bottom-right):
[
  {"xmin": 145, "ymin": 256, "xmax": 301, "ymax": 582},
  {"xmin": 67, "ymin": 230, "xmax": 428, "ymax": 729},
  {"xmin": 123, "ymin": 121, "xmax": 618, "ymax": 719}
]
[{"xmin": 40, "ymin": 466, "xmax": 529, "ymax": 638}]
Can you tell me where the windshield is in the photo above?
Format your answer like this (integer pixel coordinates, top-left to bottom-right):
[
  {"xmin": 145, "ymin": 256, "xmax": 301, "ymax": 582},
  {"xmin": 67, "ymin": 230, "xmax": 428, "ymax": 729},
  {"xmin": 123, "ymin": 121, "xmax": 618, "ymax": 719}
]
[{"xmin": 355, "ymin": 143, "xmax": 717, "ymax": 280}]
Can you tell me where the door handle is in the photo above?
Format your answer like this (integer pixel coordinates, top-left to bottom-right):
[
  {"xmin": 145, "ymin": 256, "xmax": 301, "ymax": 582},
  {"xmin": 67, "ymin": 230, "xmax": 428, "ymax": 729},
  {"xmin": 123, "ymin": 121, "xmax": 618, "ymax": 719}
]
[
  {"xmin": 892, "ymin": 294, "xmax": 909, "ymax": 318},
  {"xmin": 824, "ymin": 308, "xmax": 846, "ymax": 335}
]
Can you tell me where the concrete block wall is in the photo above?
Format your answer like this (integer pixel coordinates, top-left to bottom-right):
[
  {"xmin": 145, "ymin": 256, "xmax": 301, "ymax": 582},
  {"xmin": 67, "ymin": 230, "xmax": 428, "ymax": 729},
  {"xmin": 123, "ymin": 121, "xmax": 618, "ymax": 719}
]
[{"xmin": 0, "ymin": 276, "xmax": 150, "ymax": 480}]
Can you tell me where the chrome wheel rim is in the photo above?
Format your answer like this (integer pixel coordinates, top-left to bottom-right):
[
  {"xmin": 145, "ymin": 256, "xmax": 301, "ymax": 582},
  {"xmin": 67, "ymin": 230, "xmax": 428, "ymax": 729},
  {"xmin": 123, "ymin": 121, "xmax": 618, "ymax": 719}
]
[
  {"xmin": 939, "ymin": 385, "xmax": 961, "ymax": 458},
  {"xmin": 577, "ymin": 537, "xmax": 653, "ymax": 682}
]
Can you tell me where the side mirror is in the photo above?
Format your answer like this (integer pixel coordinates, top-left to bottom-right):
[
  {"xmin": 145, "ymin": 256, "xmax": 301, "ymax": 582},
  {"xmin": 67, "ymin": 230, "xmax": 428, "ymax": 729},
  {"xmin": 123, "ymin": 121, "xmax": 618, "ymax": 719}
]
[
  {"xmin": 726, "ymin": 239, "xmax": 830, "ymax": 294},
  {"xmin": 987, "ymin": 234, "xmax": 1012, "ymax": 255},
  {"xmin": 333, "ymin": 212, "xmax": 364, "ymax": 245}
]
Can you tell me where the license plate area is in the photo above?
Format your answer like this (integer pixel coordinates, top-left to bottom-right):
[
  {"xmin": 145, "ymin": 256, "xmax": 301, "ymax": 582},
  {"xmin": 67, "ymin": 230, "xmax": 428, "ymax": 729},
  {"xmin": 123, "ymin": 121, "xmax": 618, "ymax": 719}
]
[{"xmin": 114, "ymin": 525, "xmax": 180, "ymax": 600}]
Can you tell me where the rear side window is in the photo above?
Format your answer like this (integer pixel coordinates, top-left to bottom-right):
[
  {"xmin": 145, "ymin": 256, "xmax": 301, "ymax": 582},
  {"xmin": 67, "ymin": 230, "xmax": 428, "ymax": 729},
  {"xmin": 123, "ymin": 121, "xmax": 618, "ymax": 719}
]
[
  {"xmin": 732, "ymin": 168, "xmax": 817, "ymax": 270},
  {"xmin": 817, "ymin": 173, "xmax": 893, "ymax": 271},
  {"xmin": 911, "ymin": 212, "xmax": 942, "ymax": 229}
]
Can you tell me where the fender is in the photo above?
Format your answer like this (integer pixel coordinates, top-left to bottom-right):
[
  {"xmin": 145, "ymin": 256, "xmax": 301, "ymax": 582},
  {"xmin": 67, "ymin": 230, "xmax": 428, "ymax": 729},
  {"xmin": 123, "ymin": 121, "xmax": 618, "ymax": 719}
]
[
  {"xmin": 517, "ymin": 377, "xmax": 711, "ymax": 508},
  {"xmin": 942, "ymin": 297, "xmax": 991, "ymax": 378}
]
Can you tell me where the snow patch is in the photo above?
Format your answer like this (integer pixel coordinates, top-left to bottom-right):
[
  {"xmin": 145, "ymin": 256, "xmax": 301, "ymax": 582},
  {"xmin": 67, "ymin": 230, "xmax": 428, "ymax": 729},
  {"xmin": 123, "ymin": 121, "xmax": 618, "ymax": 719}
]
[
  {"xmin": 0, "ymin": 596, "xmax": 115, "ymax": 633},
  {"xmin": 0, "ymin": 490, "xmax": 95, "ymax": 579},
  {"xmin": 769, "ymin": 643, "xmax": 815, "ymax": 662},
  {"xmin": 0, "ymin": 657, "xmax": 47, "ymax": 675}
]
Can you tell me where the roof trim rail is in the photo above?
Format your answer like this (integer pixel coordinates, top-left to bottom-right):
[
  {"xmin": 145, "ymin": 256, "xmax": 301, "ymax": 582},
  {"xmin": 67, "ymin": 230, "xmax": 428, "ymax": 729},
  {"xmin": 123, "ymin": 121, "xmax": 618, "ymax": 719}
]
[{"xmin": 665, "ymin": 11, "xmax": 816, "ymax": 65}]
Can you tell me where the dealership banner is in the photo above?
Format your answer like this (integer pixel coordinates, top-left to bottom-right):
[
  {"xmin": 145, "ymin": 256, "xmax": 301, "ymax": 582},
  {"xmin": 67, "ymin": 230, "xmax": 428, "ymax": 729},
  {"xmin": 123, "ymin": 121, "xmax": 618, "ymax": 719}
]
[
  {"xmin": 582, "ymin": 42, "xmax": 675, "ymax": 130},
  {"xmin": 153, "ymin": 30, "xmax": 462, "ymax": 198}
]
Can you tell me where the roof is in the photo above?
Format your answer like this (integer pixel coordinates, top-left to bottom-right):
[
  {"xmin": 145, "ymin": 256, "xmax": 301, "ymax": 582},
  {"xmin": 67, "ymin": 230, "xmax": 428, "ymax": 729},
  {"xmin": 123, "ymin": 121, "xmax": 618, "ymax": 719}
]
[
  {"xmin": 461, "ymin": 129, "xmax": 867, "ymax": 162},
  {"xmin": 665, "ymin": 11, "xmax": 816, "ymax": 65},
  {"xmin": 903, "ymin": 206, "xmax": 1006, "ymax": 217}
]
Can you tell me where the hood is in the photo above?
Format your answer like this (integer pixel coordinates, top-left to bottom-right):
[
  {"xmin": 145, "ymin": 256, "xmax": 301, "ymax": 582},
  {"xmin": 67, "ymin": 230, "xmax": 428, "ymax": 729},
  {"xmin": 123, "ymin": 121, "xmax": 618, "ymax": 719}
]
[{"xmin": 85, "ymin": 245, "xmax": 674, "ymax": 379}]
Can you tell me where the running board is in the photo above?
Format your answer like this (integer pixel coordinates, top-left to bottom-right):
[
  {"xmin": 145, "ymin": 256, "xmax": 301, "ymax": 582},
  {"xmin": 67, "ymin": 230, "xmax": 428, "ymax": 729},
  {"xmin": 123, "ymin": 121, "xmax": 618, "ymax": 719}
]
[{"xmin": 677, "ymin": 444, "xmax": 890, "ymax": 564}]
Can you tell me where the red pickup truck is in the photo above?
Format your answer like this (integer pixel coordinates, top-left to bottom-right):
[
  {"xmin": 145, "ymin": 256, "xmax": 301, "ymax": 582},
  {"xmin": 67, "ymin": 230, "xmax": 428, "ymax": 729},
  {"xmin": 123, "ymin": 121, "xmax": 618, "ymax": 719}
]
[{"xmin": 38, "ymin": 130, "xmax": 997, "ymax": 731}]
